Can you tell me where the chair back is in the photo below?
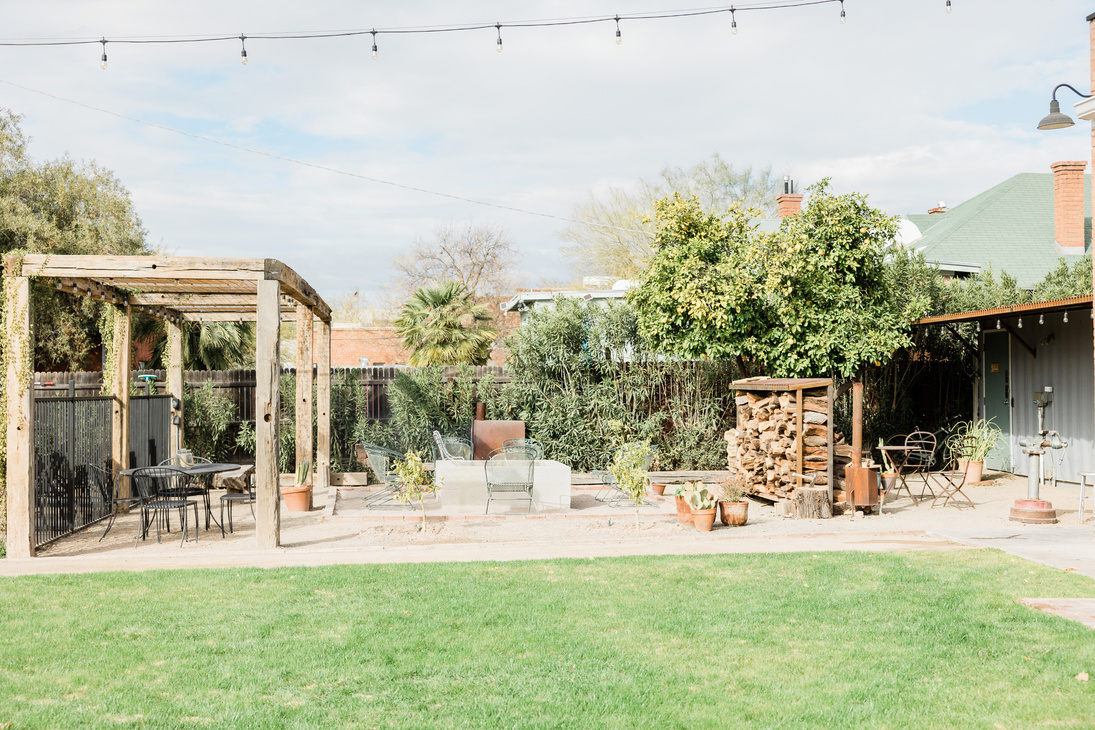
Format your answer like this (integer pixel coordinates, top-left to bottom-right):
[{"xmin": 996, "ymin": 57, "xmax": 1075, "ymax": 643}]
[
  {"xmin": 131, "ymin": 466, "xmax": 191, "ymax": 501},
  {"xmin": 484, "ymin": 449, "xmax": 535, "ymax": 488},
  {"xmin": 86, "ymin": 463, "xmax": 114, "ymax": 504},
  {"xmin": 432, "ymin": 431, "xmax": 472, "ymax": 461},
  {"xmin": 158, "ymin": 455, "xmax": 212, "ymax": 466},
  {"xmin": 359, "ymin": 443, "xmax": 404, "ymax": 485},
  {"xmin": 502, "ymin": 438, "xmax": 544, "ymax": 460},
  {"xmin": 904, "ymin": 431, "xmax": 937, "ymax": 469},
  {"xmin": 947, "ymin": 436, "xmax": 977, "ymax": 472}
]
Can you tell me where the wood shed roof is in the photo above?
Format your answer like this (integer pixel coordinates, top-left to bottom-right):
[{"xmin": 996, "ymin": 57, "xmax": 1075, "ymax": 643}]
[
  {"xmin": 731, "ymin": 377, "xmax": 833, "ymax": 392},
  {"xmin": 5, "ymin": 254, "xmax": 331, "ymax": 323}
]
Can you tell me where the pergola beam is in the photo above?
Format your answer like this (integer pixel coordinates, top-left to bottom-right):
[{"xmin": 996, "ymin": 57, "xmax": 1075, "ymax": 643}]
[{"xmin": 255, "ymin": 279, "xmax": 281, "ymax": 549}]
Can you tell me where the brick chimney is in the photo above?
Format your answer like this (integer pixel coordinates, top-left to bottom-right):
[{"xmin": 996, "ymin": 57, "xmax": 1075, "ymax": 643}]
[
  {"xmin": 776, "ymin": 176, "xmax": 802, "ymax": 218},
  {"xmin": 1051, "ymin": 160, "xmax": 1087, "ymax": 250}
]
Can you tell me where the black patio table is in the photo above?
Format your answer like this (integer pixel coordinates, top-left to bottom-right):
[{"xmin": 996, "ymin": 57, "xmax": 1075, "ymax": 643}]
[{"xmin": 120, "ymin": 462, "xmax": 240, "ymax": 534}]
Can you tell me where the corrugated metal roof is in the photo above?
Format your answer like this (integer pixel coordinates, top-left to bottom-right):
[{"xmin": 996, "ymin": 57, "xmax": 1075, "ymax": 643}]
[{"xmin": 914, "ymin": 295, "xmax": 1092, "ymax": 326}]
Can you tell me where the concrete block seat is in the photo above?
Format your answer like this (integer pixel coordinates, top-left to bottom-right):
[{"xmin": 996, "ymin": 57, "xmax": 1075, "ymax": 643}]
[{"xmin": 434, "ymin": 459, "xmax": 572, "ymax": 514}]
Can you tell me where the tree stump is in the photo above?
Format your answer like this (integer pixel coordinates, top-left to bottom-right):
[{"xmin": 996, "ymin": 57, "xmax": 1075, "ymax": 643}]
[{"xmin": 795, "ymin": 487, "xmax": 832, "ymax": 519}]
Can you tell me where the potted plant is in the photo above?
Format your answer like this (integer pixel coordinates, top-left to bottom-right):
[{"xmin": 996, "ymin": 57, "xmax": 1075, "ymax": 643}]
[
  {"xmin": 609, "ymin": 441, "xmax": 654, "ymax": 529},
  {"xmin": 671, "ymin": 484, "xmax": 693, "ymax": 524},
  {"xmin": 713, "ymin": 477, "xmax": 749, "ymax": 527},
  {"xmin": 394, "ymin": 451, "xmax": 441, "ymax": 530},
  {"xmin": 946, "ymin": 419, "xmax": 1003, "ymax": 484},
  {"xmin": 687, "ymin": 483, "xmax": 718, "ymax": 532},
  {"xmin": 281, "ymin": 460, "xmax": 312, "ymax": 512}
]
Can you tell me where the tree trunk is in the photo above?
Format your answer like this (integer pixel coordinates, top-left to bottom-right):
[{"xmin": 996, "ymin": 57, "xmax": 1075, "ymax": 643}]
[{"xmin": 795, "ymin": 487, "xmax": 832, "ymax": 519}]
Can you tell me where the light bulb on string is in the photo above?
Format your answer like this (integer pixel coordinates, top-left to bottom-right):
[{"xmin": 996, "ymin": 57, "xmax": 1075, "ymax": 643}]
[
  {"xmin": 100, "ymin": 38, "xmax": 107, "ymax": 70},
  {"xmin": 946, "ymin": 0, "xmax": 952, "ymax": 12},
  {"xmin": 976, "ymin": 321, "xmax": 981, "ymax": 332},
  {"xmin": 840, "ymin": 0, "xmax": 846, "ymax": 23},
  {"xmin": 615, "ymin": 15, "xmax": 622, "ymax": 44},
  {"xmin": 1018, "ymin": 317, "xmax": 1023, "ymax": 329},
  {"xmin": 371, "ymin": 29, "xmax": 378, "ymax": 60},
  {"xmin": 1064, "ymin": 311, "xmax": 1069, "ymax": 323},
  {"xmin": 1039, "ymin": 314, "xmax": 1044, "ymax": 325},
  {"xmin": 496, "ymin": 23, "xmax": 503, "ymax": 52},
  {"xmin": 239, "ymin": 34, "xmax": 248, "ymax": 65},
  {"xmin": 730, "ymin": 6, "xmax": 738, "ymax": 34},
  {"xmin": 996, "ymin": 319, "xmax": 1001, "ymax": 329}
]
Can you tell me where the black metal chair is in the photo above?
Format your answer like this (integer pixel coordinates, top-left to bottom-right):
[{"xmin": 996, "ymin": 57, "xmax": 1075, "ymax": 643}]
[
  {"xmin": 131, "ymin": 466, "xmax": 199, "ymax": 547},
  {"xmin": 484, "ymin": 448, "xmax": 535, "ymax": 515},
  {"xmin": 159, "ymin": 455, "xmax": 215, "ymax": 529},
  {"xmin": 87, "ymin": 463, "xmax": 143, "ymax": 542},
  {"xmin": 220, "ymin": 473, "xmax": 256, "ymax": 535}
]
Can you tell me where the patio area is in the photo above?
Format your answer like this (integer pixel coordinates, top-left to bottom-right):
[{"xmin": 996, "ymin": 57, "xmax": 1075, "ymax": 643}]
[{"xmin": 12, "ymin": 469, "xmax": 1094, "ymax": 580}]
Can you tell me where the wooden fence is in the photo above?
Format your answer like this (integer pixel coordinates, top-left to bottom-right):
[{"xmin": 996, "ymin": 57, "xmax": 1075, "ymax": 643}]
[{"xmin": 34, "ymin": 366, "xmax": 511, "ymax": 425}]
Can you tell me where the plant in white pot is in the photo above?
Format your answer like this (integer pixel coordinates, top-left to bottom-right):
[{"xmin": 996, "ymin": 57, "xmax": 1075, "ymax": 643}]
[{"xmin": 945, "ymin": 419, "xmax": 1003, "ymax": 484}]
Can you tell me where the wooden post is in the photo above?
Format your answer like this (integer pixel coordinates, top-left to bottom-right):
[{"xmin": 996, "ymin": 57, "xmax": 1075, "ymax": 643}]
[
  {"xmin": 795, "ymin": 387, "xmax": 804, "ymax": 490},
  {"xmin": 826, "ymin": 382, "xmax": 835, "ymax": 503},
  {"xmin": 5, "ymin": 276, "xmax": 35, "ymax": 558},
  {"xmin": 295, "ymin": 304, "xmax": 314, "ymax": 508},
  {"xmin": 111, "ymin": 304, "xmax": 132, "ymax": 498},
  {"xmin": 167, "ymin": 319, "xmax": 184, "ymax": 458},
  {"xmin": 315, "ymin": 318, "xmax": 331, "ymax": 495},
  {"xmin": 255, "ymin": 280, "xmax": 281, "ymax": 548}
]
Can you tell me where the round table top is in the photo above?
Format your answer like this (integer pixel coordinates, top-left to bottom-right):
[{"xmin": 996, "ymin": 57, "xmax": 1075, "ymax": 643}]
[{"xmin": 120, "ymin": 462, "xmax": 241, "ymax": 477}]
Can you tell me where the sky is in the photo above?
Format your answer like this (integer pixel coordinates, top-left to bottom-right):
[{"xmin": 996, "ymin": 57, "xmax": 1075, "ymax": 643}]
[{"xmin": 0, "ymin": 0, "xmax": 1092, "ymax": 310}]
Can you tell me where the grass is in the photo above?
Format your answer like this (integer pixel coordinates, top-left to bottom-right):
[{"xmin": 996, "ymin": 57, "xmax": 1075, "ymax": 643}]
[{"xmin": 0, "ymin": 550, "xmax": 1093, "ymax": 729}]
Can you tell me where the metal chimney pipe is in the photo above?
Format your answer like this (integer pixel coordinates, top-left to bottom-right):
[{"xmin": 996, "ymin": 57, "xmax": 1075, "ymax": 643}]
[{"xmin": 851, "ymin": 382, "xmax": 863, "ymax": 468}]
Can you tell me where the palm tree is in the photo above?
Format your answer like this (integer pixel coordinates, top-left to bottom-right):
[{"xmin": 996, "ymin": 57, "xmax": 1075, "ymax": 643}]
[
  {"xmin": 394, "ymin": 281, "xmax": 498, "ymax": 366},
  {"xmin": 138, "ymin": 319, "xmax": 256, "ymax": 371}
]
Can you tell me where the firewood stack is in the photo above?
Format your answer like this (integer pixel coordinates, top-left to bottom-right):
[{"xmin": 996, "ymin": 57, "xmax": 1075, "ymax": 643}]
[{"xmin": 725, "ymin": 384, "xmax": 841, "ymax": 501}]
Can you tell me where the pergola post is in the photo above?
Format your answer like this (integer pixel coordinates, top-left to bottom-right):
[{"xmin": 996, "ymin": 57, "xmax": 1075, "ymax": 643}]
[
  {"xmin": 295, "ymin": 304, "xmax": 314, "ymax": 508},
  {"xmin": 5, "ymin": 275, "xmax": 35, "ymax": 558},
  {"xmin": 111, "ymin": 304, "xmax": 132, "ymax": 498},
  {"xmin": 166, "ymin": 319, "xmax": 184, "ymax": 457},
  {"xmin": 255, "ymin": 280, "xmax": 281, "ymax": 548},
  {"xmin": 315, "ymin": 319, "xmax": 331, "ymax": 495}
]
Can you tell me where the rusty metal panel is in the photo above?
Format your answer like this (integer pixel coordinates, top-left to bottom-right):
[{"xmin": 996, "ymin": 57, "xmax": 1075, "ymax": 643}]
[
  {"xmin": 471, "ymin": 420, "xmax": 525, "ymax": 461},
  {"xmin": 845, "ymin": 464, "xmax": 879, "ymax": 507}
]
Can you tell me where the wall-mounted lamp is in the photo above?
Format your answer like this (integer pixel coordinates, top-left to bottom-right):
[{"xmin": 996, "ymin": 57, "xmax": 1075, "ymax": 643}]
[{"xmin": 1037, "ymin": 83, "xmax": 1093, "ymax": 130}]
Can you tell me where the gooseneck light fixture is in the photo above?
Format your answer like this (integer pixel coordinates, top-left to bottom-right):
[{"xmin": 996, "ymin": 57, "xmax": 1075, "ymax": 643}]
[{"xmin": 1037, "ymin": 83, "xmax": 1092, "ymax": 130}]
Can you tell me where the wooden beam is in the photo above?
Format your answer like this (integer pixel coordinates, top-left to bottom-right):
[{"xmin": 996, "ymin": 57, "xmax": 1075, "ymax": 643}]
[
  {"xmin": 111, "ymin": 305, "xmax": 132, "ymax": 498},
  {"xmin": 266, "ymin": 259, "xmax": 332, "ymax": 321},
  {"xmin": 255, "ymin": 279, "xmax": 281, "ymax": 549},
  {"xmin": 5, "ymin": 276, "xmax": 35, "ymax": 558},
  {"xmin": 13, "ymin": 254, "xmax": 268, "ymax": 281},
  {"xmin": 167, "ymin": 319, "xmax": 184, "ymax": 458},
  {"xmin": 315, "ymin": 319, "xmax": 331, "ymax": 495},
  {"xmin": 795, "ymin": 387, "xmax": 804, "ymax": 490},
  {"xmin": 295, "ymin": 305, "xmax": 314, "ymax": 509}
]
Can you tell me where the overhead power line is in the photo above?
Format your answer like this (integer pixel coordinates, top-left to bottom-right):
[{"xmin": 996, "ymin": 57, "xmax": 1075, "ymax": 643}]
[{"xmin": 0, "ymin": 78, "xmax": 652, "ymax": 236}]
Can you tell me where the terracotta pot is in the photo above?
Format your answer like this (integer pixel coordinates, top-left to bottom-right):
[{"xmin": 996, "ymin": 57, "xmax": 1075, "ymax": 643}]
[
  {"xmin": 961, "ymin": 459, "xmax": 984, "ymax": 484},
  {"xmin": 281, "ymin": 484, "xmax": 312, "ymax": 512},
  {"xmin": 692, "ymin": 507, "xmax": 718, "ymax": 532},
  {"xmin": 719, "ymin": 500, "xmax": 748, "ymax": 526},
  {"xmin": 675, "ymin": 495, "xmax": 692, "ymax": 524},
  {"xmin": 881, "ymin": 473, "xmax": 897, "ymax": 492},
  {"xmin": 650, "ymin": 482, "xmax": 667, "ymax": 496}
]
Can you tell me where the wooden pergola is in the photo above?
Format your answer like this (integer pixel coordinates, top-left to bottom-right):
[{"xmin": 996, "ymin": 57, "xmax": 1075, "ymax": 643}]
[{"xmin": 4, "ymin": 255, "xmax": 332, "ymax": 558}]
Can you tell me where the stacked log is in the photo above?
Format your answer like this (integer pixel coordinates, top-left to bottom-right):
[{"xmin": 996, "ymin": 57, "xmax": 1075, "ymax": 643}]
[{"xmin": 724, "ymin": 387, "xmax": 837, "ymax": 501}]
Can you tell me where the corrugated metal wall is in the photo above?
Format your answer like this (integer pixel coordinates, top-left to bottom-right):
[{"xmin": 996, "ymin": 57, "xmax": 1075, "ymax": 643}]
[{"xmin": 999, "ymin": 310, "xmax": 1093, "ymax": 484}]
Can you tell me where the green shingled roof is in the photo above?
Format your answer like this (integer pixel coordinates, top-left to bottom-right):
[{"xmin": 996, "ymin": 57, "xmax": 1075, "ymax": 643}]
[{"xmin": 910, "ymin": 172, "xmax": 1090, "ymax": 288}]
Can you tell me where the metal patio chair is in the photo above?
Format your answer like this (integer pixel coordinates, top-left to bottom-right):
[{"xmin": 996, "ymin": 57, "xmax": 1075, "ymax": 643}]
[
  {"xmin": 130, "ymin": 466, "xmax": 200, "ymax": 547},
  {"xmin": 929, "ymin": 436, "xmax": 977, "ymax": 509},
  {"xmin": 220, "ymin": 472, "xmax": 256, "ymax": 535},
  {"xmin": 159, "ymin": 455, "xmax": 216, "ymax": 529},
  {"xmin": 432, "ymin": 430, "xmax": 472, "ymax": 461},
  {"xmin": 358, "ymin": 443, "xmax": 411, "ymax": 509},
  {"xmin": 502, "ymin": 438, "xmax": 544, "ymax": 460},
  {"xmin": 903, "ymin": 431, "xmax": 938, "ymax": 501},
  {"xmin": 87, "ymin": 463, "xmax": 143, "ymax": 542},
  {"xmin": 484, "ymin": 448, "xmax": 535, "ymax": 515},
  {"xmin": 593, "ymin": 446, "xmax": 655, "ymax": 507}
]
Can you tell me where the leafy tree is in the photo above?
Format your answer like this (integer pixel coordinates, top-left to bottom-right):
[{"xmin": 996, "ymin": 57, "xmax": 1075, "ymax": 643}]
[
  {"xmin": 394, "ymin": 281, "xmax": 497, "ymax": 366},
  {"xmin": 1031, "ymin": 255, "xmax": 1092, "ymax": 301},
  {"xmin": 0, "ymin": 108, "xmax": 151, "ymax": 370},
  {"xmin": 630, "ymin": 182, "xmax": 921, "ymax": 378},
  {"xmin": 560, "ymin": 154, "xmax": 785, "ymax": 280}
]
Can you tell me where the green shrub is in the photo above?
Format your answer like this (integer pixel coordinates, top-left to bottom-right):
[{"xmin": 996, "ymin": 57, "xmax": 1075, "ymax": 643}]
[{"xmin": 183, "ymin": 380, "xmax": 237, "ymax": 462}]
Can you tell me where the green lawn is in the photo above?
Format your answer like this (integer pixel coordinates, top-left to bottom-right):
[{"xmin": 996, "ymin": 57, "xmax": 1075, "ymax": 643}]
[{"xmin": 1, "ymin": 550, "xmax": 1093, "ymax": 729}]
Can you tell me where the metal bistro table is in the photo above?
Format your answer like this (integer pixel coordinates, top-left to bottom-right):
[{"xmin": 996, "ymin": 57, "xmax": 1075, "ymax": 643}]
[{"xmin": 120, "ymin": 462, "xmax": 239, "ymax": 536}]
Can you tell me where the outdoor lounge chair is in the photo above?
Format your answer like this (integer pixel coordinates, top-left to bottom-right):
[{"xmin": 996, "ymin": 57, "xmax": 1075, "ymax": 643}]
[
  {"xmin": 484, "ymin": 448, "xmax": 535, "ymax": 514},
  {"xmin": 432, "ymin": 430, "xmax": 472, "ymax": 461},
  {"xmin": 358, "ymin": 442, "xmax": 412, "ymax": 509}
]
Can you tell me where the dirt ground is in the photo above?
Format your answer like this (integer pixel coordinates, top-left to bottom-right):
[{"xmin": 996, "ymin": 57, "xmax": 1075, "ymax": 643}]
[{"xmin": 28, "ymin": 469, "xmax": 1089, "ymax": 560}]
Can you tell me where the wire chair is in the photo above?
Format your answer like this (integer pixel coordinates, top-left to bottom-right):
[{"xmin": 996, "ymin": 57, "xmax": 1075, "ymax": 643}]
[
  {"xmin": 130, "ymin": 466, "xmax": 200, "ymax": 547},
  {"xmin": 158, "ymin": 455, "xmax": 216, "ymax": 529},
  {"xmin": 904, "ymin": 431, "xmax": 938, "ymax": 500},
  {"xmin": 930, "ymin": 436, "xmax": 977, "ymax": 509},
  {"xmin": 484, "ymin": 448, "xmax": 535, "ymax": 515},
  {"xmin": 432, "ymin": 430, "xmax": 473, "ymax": 461},
  {"xmin": 358, "ymin": 443, "xmax": 412, "ymax": 509},
  {"xmin": 87, "ymin": 463, "xmax": 143, "ymax": 542},
  {"xmin": 220, "ymin": 473, "xmax": 256, "ymax": 535},
  {"xmin": 502, "ymin": 438, "xmax": 544, "ymax": 460}
]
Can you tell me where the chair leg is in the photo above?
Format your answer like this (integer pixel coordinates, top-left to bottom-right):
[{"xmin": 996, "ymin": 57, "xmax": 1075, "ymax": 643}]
[
  {"xmin": 220, "ymin": 499, "xmax": 226, "ymax": 537},
  {"xmin": 100, "ymin": 507, "xmax": 117, "ymax": 542}
]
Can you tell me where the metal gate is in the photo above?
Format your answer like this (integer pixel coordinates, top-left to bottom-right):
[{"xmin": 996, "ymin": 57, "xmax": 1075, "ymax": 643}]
[
  {"xmin": 129, "ymin": 395, "xmax": 172, "ymax": 469},
  {"xmin": 32, "ymin": 395, "xmax": 113, "ymax": 547}
]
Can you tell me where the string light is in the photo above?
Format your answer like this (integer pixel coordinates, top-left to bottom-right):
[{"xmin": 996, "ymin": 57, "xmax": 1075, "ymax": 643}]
[
  {"xmin": 996, "ymin": 319, "xmax": 1001, "ymax": 329},
  {"xmin": 946, "ymin": 0, "xmax": 952, "ymax": 12},
  {"xmin": 239, "ymin": 34, "xmax": 248, "ymax": 65},
  {"xmin": 1063, "ymin": 311, "xmax": 1069, "ymax": 323},
  {"xmin": 615, "ymin": 15, "xmax": 622, "ymax": 44},
  {"xmin": 99, "ymin": 38, "xmax": 107, "ymax": 70},
  {"xmin": 976, "ymin": 321, "xmax": 981, "ymax": 332},
  {"xmin": 370, "ymin": 29, "xmax": 377, "ymax": 60},
  {"xmin": 1039, "ymin": 314, "xmax": 1044, "ymax": 325},
  {"xmin": 496, "ymin": 23, "xmax": 503, "ymax": 53},
  {"xmin": 1018, "ymin": 317, "xmax": 1023, "ymax": 329},
  {"xmin": 730, "ymin": 6, "xmax": 738, "ymax": 34},
  {"xmin": 839, "ymin": 0, "xmax": 846, "ymax": 23}
]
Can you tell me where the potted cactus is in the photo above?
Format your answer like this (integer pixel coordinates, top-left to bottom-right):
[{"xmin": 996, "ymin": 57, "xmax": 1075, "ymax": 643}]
[
  {"xmin": 281, "ymin": 460, "xmax": 312, "ymax": 512},
  {"xmin": 672, "ymin": 484, "xmax": 693, "ymax": 524},
  {"xmin": 686, "ymin": 482, "xmax": 718, "ymax": 532},
  {"xmin": 713, "ymin": 477, "xmax": 749, "ymax": 527}
]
